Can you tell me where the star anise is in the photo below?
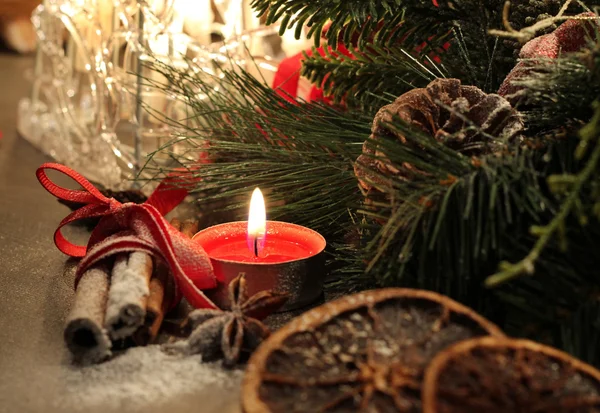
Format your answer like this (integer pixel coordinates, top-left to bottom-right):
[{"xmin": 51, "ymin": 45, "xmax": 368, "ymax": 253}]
[{"xmin": 176, "ymin": 273, "xmax": 288, "ymax": 367}]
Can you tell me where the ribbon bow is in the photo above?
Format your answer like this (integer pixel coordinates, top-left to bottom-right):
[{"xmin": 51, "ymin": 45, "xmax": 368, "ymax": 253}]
[{"xmin": 36, "ymin": 163, "xmax": 217, "ymax": 309}]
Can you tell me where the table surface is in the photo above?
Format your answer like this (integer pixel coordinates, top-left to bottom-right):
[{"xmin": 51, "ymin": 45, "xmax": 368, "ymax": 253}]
[
  {"xmin": 0, "ymin": 52, "xmax": 244, "ymax": 413},
  {"xmin": 0, "ymin": 52, "xmax": 71, "ymax": 412}
]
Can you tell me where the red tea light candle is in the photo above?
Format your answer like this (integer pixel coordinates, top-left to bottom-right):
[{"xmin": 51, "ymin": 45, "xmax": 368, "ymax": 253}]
[{"xmin": 193, "ymin": 188, "xmax": 326, "ymax": 311}]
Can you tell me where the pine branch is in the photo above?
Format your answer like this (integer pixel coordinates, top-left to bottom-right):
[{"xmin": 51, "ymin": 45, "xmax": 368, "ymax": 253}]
[
  {"xmin": 251, "ymin": 0, "xmax": 470, "ymax": 49},
  {"xmin": 252, "ymin": 0, "xmax": 401, "ymax": 48},
  {"xmin": 486, "ymin": 101, "xmax": 600, "ymax": 287},
  {"xmin": 511, "ymin": 57, "xmax": 600, "ymax": 130},
  {"xmin": 301, "ymin": 45, "xmax": 445, "ymax": 111},
  {"xmin": 365, "ymin": 142, "xmax": 550, "ymax": 285}
]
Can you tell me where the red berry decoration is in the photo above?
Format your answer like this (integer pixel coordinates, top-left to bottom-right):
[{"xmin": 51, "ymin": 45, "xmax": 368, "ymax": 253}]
[{"xmin": 498, "ymin": 12, "xmax": 599, "ymax": 98}]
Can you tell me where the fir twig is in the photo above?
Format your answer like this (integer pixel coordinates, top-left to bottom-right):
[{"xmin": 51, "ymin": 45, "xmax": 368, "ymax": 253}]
[{"xmin": 250, "ymin": 0, "xmax": 458, "ymax": 49}]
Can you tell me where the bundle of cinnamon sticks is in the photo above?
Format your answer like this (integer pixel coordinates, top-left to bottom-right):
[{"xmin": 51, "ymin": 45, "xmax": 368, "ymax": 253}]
[{"xmin": 64, "ymin": 219, "xmax": 198, "ymax": 364}]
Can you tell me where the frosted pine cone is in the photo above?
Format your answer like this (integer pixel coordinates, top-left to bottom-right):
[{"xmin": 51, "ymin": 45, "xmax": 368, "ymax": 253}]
[{"xmin": 355, "ymin": 78, "xmax": 524, "ymax": 195}]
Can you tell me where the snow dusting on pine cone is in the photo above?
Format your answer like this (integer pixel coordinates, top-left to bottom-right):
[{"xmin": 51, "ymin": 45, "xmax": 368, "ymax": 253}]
[{"xmin": 354, "ymin": 78, "xmax": 524, "ymax": 195}]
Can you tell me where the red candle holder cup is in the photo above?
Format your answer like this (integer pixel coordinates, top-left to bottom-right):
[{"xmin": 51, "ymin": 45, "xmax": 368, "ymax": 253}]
[{"xmin": 192, "ymin": 221, "xmax": 326, "ymax": 312}]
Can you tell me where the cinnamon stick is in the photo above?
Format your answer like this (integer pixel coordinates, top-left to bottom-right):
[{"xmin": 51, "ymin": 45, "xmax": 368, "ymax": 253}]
[
  {"xmin": 180, "ymin": 219, "xmax": 199, "ymax": 239},
  {"xmin": 105, "ymin": 252, "xmax": 153, "ymax": 340},
  {"xmin": 170, "ymin": 217, "xmax": 182, "ymax": 232},
  {"xmin": 133, "ymin": 218, "xmax": 198, "ymax": 345},
  {"xmin": 133, "ymin": 263, "xmax": 170, "ymax": 345},
  {"xmin": 64, "ymin": 265, "xmax": 112, "ymax": 364}
]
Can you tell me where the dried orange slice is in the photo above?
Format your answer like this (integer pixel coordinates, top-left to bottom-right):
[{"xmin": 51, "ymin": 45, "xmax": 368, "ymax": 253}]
[
  {"xmin": 243, "ymin": 289, "xmax": 504, "ymax": 413},
  {"xmin": 422, "ymin": 336, "xmax": 600, "ymax": 413}
]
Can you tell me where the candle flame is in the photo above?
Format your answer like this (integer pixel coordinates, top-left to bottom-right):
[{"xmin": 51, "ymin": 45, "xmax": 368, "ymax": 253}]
[{"xmin": 247, "ymin": 188, "xmax": 266, "ymax": 256}]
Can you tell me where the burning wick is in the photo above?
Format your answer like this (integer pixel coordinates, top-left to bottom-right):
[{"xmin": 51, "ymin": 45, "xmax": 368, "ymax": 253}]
[{"xmin": 247, "ymin": 187, "xmax": 266, "ymax": 257}]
